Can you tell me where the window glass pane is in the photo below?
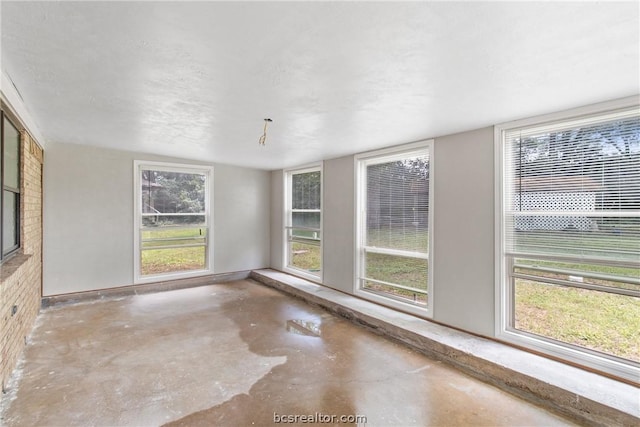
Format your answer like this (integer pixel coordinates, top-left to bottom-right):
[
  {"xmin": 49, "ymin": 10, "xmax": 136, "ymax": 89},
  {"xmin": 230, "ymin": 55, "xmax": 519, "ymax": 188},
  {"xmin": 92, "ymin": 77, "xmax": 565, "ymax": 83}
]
[
  {"xmin": 141, "ymin": 170, "xmax": 205, "ymax": 214},
  {"xmin": 366, "ymin": 156, "xmax": 429, "ymax": 253},
  {"xmin": 292, "ymin": 171, "xmax": 321, "ymax": 210},
  {"xmin": 286, "ymin": 168, "xmax": 322, "ymax": 277},
  {"xmin": 507, "ymin": 215, "xmax": 640, "ymax": 264},
  {"xmin": 514, "ymin": 278, "xmax": 639, "ymax": 362},
  {"xmin": 136, "ymin": 163, "xmax": 212, "ymax": 280},
  {"xmin": 141, "ymin": 214, "xmax": 205, "ymax": 227},
  {"xmin": 3, "ymin": 117, "xmax": 20, "ymax": 189},
  {"xmin": 288, "ymin": 241, "xmax": 321, "ymax": 273},
  {"xmin": 358, "ymin": 147, "xmax": 431, "ymax": 310},
  {"xmin": 141, "ymin": 246, "xmax": 206, "ymax": 276},
  {"xmin": 2, "ymin": 190, "xmax": 17, "ymax": 252},
  {"xmin": 508, "ymin": 116, "xmax": 640, "ymax": 211},
  {"xmin": 292, "ymin": 211, "xmax": 320, "ymax": 229},
  {"xmin": 505, "ymin": 115, "xmax": 640, "ymax": 264},
  {"xmin": 141, "ymin": 227, "xmax": 207, "ymax": 249},
  {"xmin": 365, "ymin": 252, "xmax": 428, "ymax": 293},
  {"xmin": 290, "ymin": 227, "xmax": 320, "ymax": 241},
  {"xmin": 503, "ymin": 109, "xmax": 640, "ymax": 375},
  {"xmin": 514, "ymin": 258, "xmax": 639, "ymax": 291}
]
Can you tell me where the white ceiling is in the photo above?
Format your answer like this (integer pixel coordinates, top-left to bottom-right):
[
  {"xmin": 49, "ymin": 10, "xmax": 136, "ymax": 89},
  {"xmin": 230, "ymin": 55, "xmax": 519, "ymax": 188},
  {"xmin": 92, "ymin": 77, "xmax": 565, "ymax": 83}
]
[{"xmin": 1, "ymin": 1, "xmax": 639, "ymax": 170}]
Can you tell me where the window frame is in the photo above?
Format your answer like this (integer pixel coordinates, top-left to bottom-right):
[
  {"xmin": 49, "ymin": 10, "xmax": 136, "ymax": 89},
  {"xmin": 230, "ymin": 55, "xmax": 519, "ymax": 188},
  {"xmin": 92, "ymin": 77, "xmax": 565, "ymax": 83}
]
[
  {"xmin": 133, "ymin": 160, "xmax": 214, "ymax": 284},
  {"xmin": 494, "ymin": 97, "xmax": 640, "ymax": 382},
  {"xmin": 354, "ymin": 140, "xmax": 435, "ymax": 318},
  {"xmin": 1, "ymin": 110, "xmax": 21, "ymax": 261},
  {"xmin": 283, "ymin": 163, "xmax": 323, "ymax": 282}
]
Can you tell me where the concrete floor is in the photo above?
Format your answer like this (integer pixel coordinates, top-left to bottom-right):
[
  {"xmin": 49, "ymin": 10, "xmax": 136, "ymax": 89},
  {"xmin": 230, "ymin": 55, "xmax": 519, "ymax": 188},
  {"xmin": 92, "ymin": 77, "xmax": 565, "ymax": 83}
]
[{"xmin": 1, "ymin": 280, "xmax": 578, "ymax": 427}]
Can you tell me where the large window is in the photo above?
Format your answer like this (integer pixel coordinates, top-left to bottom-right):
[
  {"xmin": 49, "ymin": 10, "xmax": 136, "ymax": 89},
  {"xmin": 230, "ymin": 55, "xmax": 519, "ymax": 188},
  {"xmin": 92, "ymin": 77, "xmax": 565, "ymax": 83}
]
[
  {"xmin": 496, "ymin": 102, "xmax": 640, "ymax": 381},
  {"xmin": 355, "ymin": 141, "xmax": 434, "ymax": 317},
  {"xmin": 284, "ymin": 165, "xmax": 322, "ymax": 280},
  {"xmin": 1, "ymin": 111, "xmax": 21, "ymax": 261},
  {"xmin": 134, "ymin": 161, "xmax": 213, "ymax": 283}
]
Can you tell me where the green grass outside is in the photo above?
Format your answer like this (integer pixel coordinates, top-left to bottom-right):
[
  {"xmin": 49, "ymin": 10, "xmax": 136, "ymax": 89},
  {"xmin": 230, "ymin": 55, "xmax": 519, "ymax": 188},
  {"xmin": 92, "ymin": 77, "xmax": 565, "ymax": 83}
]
[
  {"xmin": 141, "ymin": 227, "xmax": 206, "ymax": 275},
  {"xmin": 141, "ymin": 246, "xmax": 205, "ymax": 275},
  {"xmin": 515, "ymin": 279, "xmax": 640, "ymax": 361},
  {"xmin": 513, "ymin": 230, "xmax": 639, "ymax": 262},
  {"xmin": 363, "ymin": 227, "xmax": 429, "ymax": 304},
  {"xmin": 515, "ymin": 258, "xmax": 639, "ymax": 291},
  {"xmin": 364, "ymin": 252, "xmax": 428, "ymax": 304},
  {"xmin": 515, "ymin": 258, "xmax": 639, "ymax": 278},
  {"xmin": 365, "ymin": 252, "xmax": 427, "ymax": 290},
  {"xmin": 367, "ymin": 227, "xmax": 428, "ymax": 252},
  {"xmin": 290, "ymin": 242, "xmax": 321, "ymax": 272},
  {"xmin": 507, "ymin": 229, "xmax": 638, "ymax": 361}
]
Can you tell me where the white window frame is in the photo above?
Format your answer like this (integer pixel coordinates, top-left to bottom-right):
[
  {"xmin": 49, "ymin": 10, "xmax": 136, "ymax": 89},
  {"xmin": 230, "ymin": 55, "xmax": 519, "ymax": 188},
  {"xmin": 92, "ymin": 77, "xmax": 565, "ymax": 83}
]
[
  {"xmin": 354, "ymin": 140, "xmax": 435, "ymax": 318},
  {"xmin": 133, "ymin": 160, "xmax": 214, "ymax": 284},
  {"xmin": 1, "ymin": 111, "xmax": 21, "ymax": 261},
  {"xmin": 494, "ymin": 96, "xmax": 640, "ymax": 382},
  {"xmin": 283, "ymin": 163, "xmax": 323, "ymax": 282}
]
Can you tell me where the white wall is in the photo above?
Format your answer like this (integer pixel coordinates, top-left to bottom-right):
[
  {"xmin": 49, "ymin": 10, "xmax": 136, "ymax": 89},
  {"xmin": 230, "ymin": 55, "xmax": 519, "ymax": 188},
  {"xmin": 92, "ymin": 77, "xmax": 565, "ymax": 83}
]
[
  {"xmin": 432, "ymin": 127, "xmax": 495, "ymax": 336},
  {"xmin": 43, "ymin": 142, "xmax": 271, "ymax": 296},
  {"xmin": 322, "ymin": 155, "xmax": 355, "ymax": 293},
  {"xmin": 269, "ymin": 170, "xmax": 284, "ymax": 270},
  {"xmin": 270, "ymin": 127, "xmax": 496, "ymax": 337},
  {"xmin": 212, "ymin": 163, "xmax": 271, "ymax": 274}
]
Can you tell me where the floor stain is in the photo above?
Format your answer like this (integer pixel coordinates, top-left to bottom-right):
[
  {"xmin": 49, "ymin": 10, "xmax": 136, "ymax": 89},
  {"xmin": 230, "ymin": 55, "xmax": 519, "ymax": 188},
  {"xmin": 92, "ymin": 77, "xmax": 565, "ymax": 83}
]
[{"xmin": 2, "ymin": 280, "xmax": 579, "ymax": 427}]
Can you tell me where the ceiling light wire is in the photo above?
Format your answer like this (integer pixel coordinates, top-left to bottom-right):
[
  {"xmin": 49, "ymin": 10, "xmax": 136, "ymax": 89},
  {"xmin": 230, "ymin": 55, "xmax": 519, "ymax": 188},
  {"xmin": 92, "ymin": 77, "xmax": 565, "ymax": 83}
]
[{"xmin": 258, "ymin": 118, "xmax": 273, "ymax": 146}]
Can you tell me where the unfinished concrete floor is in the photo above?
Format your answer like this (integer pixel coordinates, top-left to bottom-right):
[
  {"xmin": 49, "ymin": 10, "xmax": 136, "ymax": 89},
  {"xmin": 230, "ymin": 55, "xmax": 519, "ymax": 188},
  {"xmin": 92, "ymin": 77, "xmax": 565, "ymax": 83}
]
[{"xmin": 1, "ymin": 280, "xmax": 578, "ymax": 426}]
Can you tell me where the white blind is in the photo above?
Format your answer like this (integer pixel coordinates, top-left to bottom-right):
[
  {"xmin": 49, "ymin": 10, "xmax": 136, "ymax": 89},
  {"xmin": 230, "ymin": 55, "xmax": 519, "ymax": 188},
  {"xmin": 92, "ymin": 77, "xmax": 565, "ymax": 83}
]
[
  {"xmin": 291, "ymin": 170, "xmax": 321, "ymax": 230},
  {"xmin": 504, "ymin": 108, "xmax": 640, "ymax": 265},
  {"xmin": 292, "ymin": 171, "xmax": 321, "ymax": 209},
  {"xmin": 366, "ymin": 152, "xmax": 429, "ymax": 254}
]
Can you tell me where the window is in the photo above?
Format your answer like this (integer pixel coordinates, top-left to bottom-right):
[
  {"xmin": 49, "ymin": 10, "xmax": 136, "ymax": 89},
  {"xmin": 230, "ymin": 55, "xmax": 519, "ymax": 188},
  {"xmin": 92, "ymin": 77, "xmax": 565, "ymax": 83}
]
[
  {"xmin": 134, "ymin": 161, "xmax": 213, "ymax": 283},
  {"xmin": 355, "ymin": 141, "xmax": 434, "ymax": 317},
  {"xmin": 496, "ymin": 102, "xmax": 640, "ymax": 382},
  {"xmin": 1, "ymin": 111, "xmax": 21, "ymax": 261},
  {"xmin": 284, "ymin": 165, "xmax": 322, "ymax": 280}
]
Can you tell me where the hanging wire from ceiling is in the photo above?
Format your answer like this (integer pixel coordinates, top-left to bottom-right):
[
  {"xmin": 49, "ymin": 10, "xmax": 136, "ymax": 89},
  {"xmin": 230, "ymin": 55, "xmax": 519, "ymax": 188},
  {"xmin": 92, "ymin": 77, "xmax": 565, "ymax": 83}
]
[{"xmin": 258, "ymin": 118, "xmax": 273, "ymax": 146}]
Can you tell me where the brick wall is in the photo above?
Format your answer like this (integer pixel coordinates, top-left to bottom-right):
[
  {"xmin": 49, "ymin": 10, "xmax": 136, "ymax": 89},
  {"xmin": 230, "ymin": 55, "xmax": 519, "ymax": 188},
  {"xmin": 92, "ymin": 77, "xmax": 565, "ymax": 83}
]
[{"xmin": 0, "ymin": 130, "xmax": 43, "ymax": 392}]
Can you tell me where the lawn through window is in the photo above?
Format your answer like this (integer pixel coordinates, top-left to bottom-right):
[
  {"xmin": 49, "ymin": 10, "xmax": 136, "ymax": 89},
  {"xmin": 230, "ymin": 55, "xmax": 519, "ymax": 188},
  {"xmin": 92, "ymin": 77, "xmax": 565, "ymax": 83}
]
[
  {"xmin": 356, "ymin": 141, "xmax": 434, "ymax": 314},
  {"xmin": 135, "ymin": 162, "xmax": 212, "ymax": 282},
  {"xmin": 285, "ymin": 167, "xmax": 322, "ymax": 278},
  {"xmin": 498, "ymin": 104, "xmax": 640, "ymax": 380}
]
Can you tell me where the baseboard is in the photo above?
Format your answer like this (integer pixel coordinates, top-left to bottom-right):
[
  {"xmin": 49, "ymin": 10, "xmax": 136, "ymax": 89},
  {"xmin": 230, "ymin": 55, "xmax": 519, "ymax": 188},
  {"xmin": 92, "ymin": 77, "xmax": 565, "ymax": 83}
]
[{"xmin": 41, "ymin": 270, "xmax": 251, "ymax": 308}]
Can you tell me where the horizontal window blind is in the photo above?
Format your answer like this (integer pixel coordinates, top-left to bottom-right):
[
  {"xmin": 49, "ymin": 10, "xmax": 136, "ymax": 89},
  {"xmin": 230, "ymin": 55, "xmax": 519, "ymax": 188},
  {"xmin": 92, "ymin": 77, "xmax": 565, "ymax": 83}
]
[
  {"xmin": 504, "ymin": 109, "xmax": 640, "ymax": 266},
  {"xmin": 356, "ymin": 141, "xmax": 433, "ymax": 313},
  {"xmin": 292, "ymin": 171, "xmax": 321, "ymax": 210},
  {"xmin": 291, "ymin": 170, "xmax": 321, "ymax": 231},
  {"xmin": 366, "ymin": 153, "xmax": 429, "ymax": 255}
]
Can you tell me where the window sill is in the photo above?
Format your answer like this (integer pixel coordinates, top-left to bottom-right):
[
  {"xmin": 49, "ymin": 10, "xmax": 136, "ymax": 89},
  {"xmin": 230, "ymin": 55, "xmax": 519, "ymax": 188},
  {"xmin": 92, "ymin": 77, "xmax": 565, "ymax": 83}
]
[
  {"xmin": 0, "ymin": 253, "xmax": 32, "ymax": 283},
  {"xmin": 250, "ymin": 269, "xmax": 639, "ymax": 426},
  {"xmin": 282, "ymin": 266, "xmax": 322, "ymax": 284}
]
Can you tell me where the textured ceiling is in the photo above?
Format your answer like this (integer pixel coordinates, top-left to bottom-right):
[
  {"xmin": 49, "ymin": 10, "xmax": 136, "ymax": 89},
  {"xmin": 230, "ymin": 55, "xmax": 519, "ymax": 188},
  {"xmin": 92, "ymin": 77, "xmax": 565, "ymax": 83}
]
[{"xmin": 1, "ymin": 1, "xmax": 639, "ymax": 170}]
